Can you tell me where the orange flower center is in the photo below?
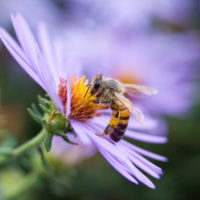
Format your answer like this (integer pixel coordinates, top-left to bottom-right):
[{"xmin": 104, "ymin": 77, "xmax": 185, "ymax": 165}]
[{"xmin": 58, "ymin": 75, "xmax": 103, "ymax": 121}]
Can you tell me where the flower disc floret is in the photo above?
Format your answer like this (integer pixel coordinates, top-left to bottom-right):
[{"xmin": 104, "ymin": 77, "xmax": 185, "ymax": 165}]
[{"xmin": 58, "ymin": 75, "xmax": 102, "ymax": 121}]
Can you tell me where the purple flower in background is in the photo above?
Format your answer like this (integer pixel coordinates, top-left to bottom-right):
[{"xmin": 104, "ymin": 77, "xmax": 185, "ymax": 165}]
[
  {"xmin": 61, "ymin": 28, "xmax": 199, "ymax": 117},
  {"xmin": 0, "ymin": 14, "xmax": 167, "ymax": 188},
  {"xmin": 56, "ymin": 0, "xmax": 196, "ymax": 30}
]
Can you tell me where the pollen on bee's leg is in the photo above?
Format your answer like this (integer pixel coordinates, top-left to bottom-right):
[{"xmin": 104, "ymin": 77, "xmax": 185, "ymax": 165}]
[{"xmin": 57, "ymin": 75, "xmax": 104, "ymax": 121}]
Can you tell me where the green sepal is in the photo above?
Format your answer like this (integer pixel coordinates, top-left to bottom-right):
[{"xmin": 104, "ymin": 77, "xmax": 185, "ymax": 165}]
[
  {"xmin": 31, "ymin": 103, "xmax": 42, "ymax": 116},
  {"xmin": 43, "ymin": 133, "xmax": 53, "ymax": 152},
  {"xmin": 39, "ymin": 103, "xmax": 50, "ymax": 114},
  {"xmin": 56, "ymin": 130, "xmax": 77, "ymax": 145},
  {"xmin": 27, "ymin": 108, "xmax": 42, "ymax": 124},
  {"xmin": 38, "ymin": 95, "xmax": 51, "ymax": 107}
]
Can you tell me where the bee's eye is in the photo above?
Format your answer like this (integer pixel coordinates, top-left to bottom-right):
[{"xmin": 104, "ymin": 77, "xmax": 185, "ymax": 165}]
[{"xmin": 94, "ymin": 79, "xmax": 101, "ymax": 90}]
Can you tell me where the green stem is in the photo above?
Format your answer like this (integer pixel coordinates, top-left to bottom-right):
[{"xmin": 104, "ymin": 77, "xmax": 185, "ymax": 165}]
[
  {"xmin": 13, "ymin": 128, "xmax": 47, "ymax": 156},
  {"xmin": 0, "ymin": 129, "xmax": 47, "ymax": 163}
]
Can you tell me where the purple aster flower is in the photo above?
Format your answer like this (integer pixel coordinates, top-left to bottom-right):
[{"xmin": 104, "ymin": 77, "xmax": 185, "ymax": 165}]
[{"xmin": 0, "ymin": 13, "xmax": 167, "ymax": 188}]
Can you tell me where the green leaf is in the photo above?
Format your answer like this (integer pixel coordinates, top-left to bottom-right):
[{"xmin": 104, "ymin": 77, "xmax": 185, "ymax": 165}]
[{"xmin": 43, "ymin": 133, "xmax": 53, "ymax": 152}]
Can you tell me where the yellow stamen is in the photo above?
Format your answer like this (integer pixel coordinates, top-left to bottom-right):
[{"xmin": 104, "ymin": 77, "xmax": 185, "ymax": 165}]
[{"xmin": 58, "ymin": 75, "xmax": 103, "ymax": 121}]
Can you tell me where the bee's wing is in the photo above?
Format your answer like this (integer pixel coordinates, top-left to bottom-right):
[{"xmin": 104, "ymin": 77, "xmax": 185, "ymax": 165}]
[
  {"xmin": 114, "ymin": 93, "xmax": 144, "ymax": 124},
  {"xmin": 124, "ymin": 83, "xmax": 158, "ymax": 98}
]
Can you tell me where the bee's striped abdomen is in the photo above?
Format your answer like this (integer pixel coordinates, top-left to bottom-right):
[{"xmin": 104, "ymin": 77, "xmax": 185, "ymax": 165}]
[
  {"xmin": 104, "ymin": 110, "xmax": 119, "ymax": 135},
  {"xmin": 109, "ymin": 109, "xmax": 130, "ymax": 142}
]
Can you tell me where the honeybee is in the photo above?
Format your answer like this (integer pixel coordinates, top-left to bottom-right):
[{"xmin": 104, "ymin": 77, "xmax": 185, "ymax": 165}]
[{"xmin": 86, "ymin": 74, "xmax": 158, "ymax": 142}]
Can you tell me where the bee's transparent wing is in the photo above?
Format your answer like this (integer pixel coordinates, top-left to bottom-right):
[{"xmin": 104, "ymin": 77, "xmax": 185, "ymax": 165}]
[
  {"xmin": 124, "ymin": 83, "xmax": 158, "ymax": 99},
  {"xmin": 114, "ymin": 93, "xmax": 144, "ymax": 124}
]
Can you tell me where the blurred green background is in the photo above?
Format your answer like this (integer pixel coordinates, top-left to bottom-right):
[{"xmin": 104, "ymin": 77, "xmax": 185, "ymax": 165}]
[{"xmin": 0, "ymin": 1, "xmax": 200, "ymax": 200}]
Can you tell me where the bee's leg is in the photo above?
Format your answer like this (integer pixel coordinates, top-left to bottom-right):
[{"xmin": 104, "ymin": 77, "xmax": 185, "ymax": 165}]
[
  {"xmin": 96, "ymin": 124, "xmax": 112, "ymax": 137},
  {"xmin": 104, "ymin": 125, "xmax": 113, "ymax": 135},
  {"xmin": 92, "ymin": 100, "xmax": 111, "ymax": 104},
  {"xmin": 96, "ymin": 132, "xmax": 106, "ymax": 137}
]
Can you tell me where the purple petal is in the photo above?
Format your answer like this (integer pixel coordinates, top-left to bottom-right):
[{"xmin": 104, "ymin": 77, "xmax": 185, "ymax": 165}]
[
  {"xmin": 37, "ymin": 23, "xmax": 58, "ymax": 84},
  {"xmin": 99, "ymin": 147, "xmax": 156, "ymax": 189},
  {"xmin": 101, "ymin": 150, "xmax": 139, "ymax": 185},
  {"xmin": 125, "ymin": 130, "xmax": 168, "ymax": 144},
  {"xmin": 71, "ymin": 120, "xmax": 165, "ymax": 188},
  {"xmin": 122, "ymin": 140, "xmax": 167, "ymax": 162},
  {"xmin": 0, "ymin": 28, "xmax": 44, "ymax": 88},
  {"xmin": 53, "ymin": 39, "xmax": 68, "ymax": 80},
  {"xmin": 128, "ymin": 116, "xmax": 160, "ymax": 131},
  {"xmin": 116, "ymin": 142, "xmax": 162, "ymax": 178},
  {"xmin": 66, "ymin": 74, "xmax": 72, "ymax": 117},
  {"xmin": 11, "ymin": 14, "xmax": 40, "ymax": 73},
  {"xmin": 70, "ymin": 120, "xmax": 93, "ymax": 145},
  {"xmin": 122, "ymin": 144, "xmax": 163, "ymax": 175},
  {"xmin": 1, "ymin": 14, "xmax": 64, "ymax": 113}
]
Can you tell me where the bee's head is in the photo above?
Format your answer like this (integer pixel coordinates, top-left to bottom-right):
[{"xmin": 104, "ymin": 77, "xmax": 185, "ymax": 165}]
[
  {"xmin": 90, "ymin": 74, "xmax": 103, "ymax": 95},
  {"xmin": 84, "ymin": 74, "xmax": 103, "ymax": 98}
]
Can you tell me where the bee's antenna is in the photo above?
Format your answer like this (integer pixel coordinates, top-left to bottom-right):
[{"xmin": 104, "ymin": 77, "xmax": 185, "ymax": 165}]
[{"xmin": 84, "ymin": 84, "xmax": 91, "ymax": 98}]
